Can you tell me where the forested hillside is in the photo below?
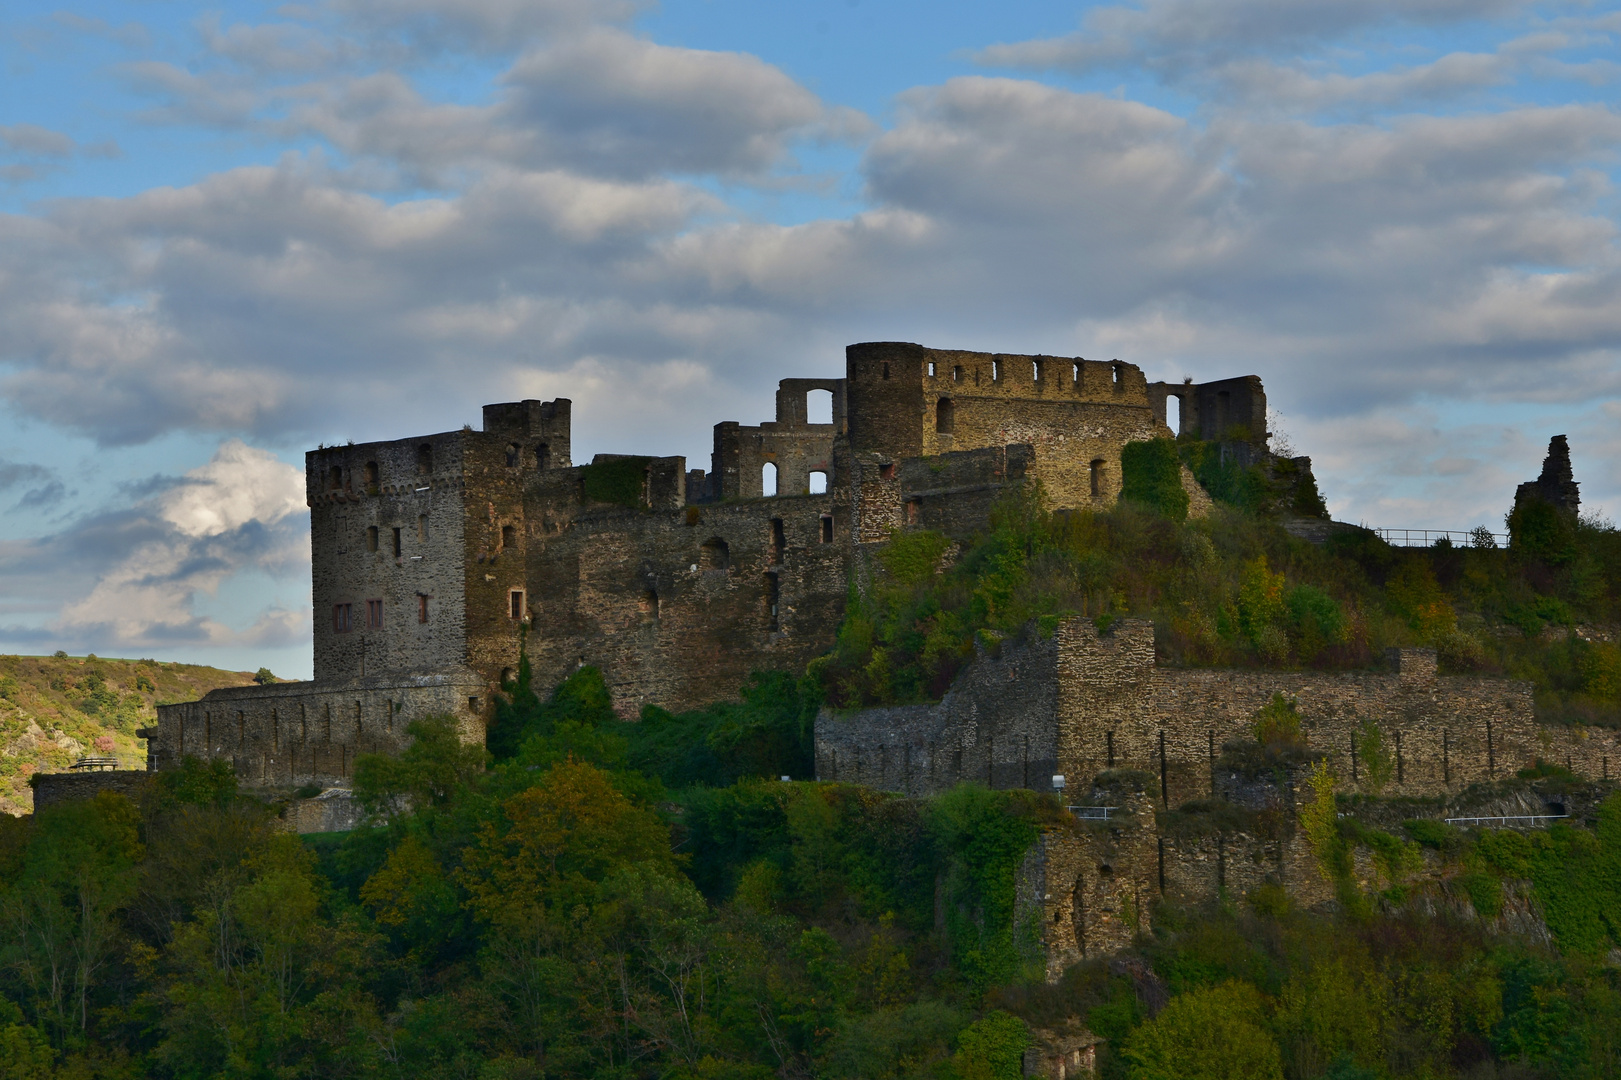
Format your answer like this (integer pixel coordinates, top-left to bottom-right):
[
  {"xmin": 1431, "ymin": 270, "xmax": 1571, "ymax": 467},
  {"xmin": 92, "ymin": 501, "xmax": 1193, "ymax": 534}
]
[
  {"xmin": 2, "ymin": 673, "xmax": 1620, "ymax": 1079},
  {"xmin": 0, "ymin": 655, "xmax": 260, "ymax": 814}
]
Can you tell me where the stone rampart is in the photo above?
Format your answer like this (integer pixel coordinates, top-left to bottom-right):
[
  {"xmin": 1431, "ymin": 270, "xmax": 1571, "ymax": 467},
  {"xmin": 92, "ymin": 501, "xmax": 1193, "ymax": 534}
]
[{"xmin": 152, "ymin": 671, "xmax": 486, "ymax": 789}]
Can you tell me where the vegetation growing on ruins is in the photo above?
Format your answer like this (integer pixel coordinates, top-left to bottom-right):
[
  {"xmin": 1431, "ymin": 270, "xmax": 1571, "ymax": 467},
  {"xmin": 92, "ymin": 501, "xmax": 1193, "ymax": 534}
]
[{"xmin": 815, "ymin": 440, "xmax": 1621, "ymax": 729}]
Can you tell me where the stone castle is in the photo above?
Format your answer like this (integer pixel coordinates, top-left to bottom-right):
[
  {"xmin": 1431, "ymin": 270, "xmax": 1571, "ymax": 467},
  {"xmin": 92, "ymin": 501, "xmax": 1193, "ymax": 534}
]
[
  {"xmin": 138, "ymin": 341, "xmax": 1256, "ymax": 785},
  {"xmin": 37, "ymin": 340, "xmax": 1617, "ymax": 973}
]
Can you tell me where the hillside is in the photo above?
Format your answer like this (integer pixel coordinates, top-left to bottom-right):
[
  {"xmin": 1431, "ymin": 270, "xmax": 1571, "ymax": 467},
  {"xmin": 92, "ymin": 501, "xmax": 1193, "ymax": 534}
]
[{"xmin": 0, "ymin": 654, "xmax": 260, "ymax": 814}]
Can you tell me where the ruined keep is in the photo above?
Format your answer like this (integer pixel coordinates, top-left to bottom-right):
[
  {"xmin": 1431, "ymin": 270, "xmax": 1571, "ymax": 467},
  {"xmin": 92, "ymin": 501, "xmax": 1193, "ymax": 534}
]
[{"xmin": 143, "ymin": 341, "xmax": 1236, "ymax": 790}]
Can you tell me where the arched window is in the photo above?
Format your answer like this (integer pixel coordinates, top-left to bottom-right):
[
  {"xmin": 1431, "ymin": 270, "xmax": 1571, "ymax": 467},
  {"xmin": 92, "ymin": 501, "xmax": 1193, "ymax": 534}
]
[
  {"xmin": 505, "ymin": 443, "xmax": 520, "ymax": 467},
  {"xmin": 416, "ymin": 444, "xmax": 433, "ymax": 476},
  {"xmin": 1072, "ymin": 361, "xmax": 1081, "ymax": 386},
  {"xmin": 699, "ymin": 537, "xmax": 729, "ymax": 570},
  {"xmin": 501, "ymin": 524, "xmax": 516, "ymax": 549},
  {"xmin": 806, "ymin": 388, "xmax": 833, "ymax": 425},
  {"xmin": 1165, "ymin": 395, "xmax": 1181, "ymax": 435},
  {"xmin": 363, "ymin": 461, "xmax": 378, "ymax": 489},
  {"xmin": 808, "ymin": 470, "xmax": 828, "ymax": 494},
  {"xmin": 936, "ymin": 397, "xmax": 954, "ymax": 434},
  {"xmin": 1111, "ymin": 362, "xmax": 1123, "ymax": 388},
  {"xmin": 536, "ymin": 443, "xmax": 550, "ymax": 469},
  {"xmin": 761, "ymin": 461, "xmax": 778, "ymax": 497}
]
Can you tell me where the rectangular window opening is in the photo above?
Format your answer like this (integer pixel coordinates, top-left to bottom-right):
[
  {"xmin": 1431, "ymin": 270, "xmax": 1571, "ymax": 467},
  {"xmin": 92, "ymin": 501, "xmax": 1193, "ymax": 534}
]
[
  {"xmin": 367, "ymin": 599, "xmax": 383, "ymax": 628},
  {"xmin": 367, "ymin": 526, "xmax": 379, "ymax": 552},
  {"xmin": 510, "ymin": 590, "xmax": 525, "ymax": 619},
  {"xmin": 418, "ymin": 595, "xmax": 429, "ymax": 624},
  {"xmin": 333, "ymin": 603, "xmax": 353, "ymax": 633},
  {"xmin": 392, "ymin": 527, "xmax": 402, "ymax": 557},
  {"xmin": 820, "ymin": 515, "xmax": 833, "ymax": 543},
  {"xmin": 417, "ymin": 515, "xmax": 428, "ymax": 541}
]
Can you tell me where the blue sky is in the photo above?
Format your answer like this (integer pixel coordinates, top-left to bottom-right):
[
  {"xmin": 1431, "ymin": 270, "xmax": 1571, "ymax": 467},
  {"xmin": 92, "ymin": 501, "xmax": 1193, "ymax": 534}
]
[{"xmin": 2, "ymin": 0, "xmax": 1619, "ymax": 679}]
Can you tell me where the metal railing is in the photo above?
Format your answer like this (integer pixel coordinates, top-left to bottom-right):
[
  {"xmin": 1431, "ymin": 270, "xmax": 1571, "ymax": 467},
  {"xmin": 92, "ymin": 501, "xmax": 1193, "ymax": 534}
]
[
  {"xmin": 1069, "ymin": 806, "xmax": 1117, "ymax": 821},
  {"xmin": 69, "ymin": 756, "xmax": 120, "ymax": 771},
  {"xmin": 1374, "ymin": 528, "xmax": 1508, "ymax": 549},
  {"xmin": 1444, "ymin": 814, "xmax": 1568, "ymax": 827}
]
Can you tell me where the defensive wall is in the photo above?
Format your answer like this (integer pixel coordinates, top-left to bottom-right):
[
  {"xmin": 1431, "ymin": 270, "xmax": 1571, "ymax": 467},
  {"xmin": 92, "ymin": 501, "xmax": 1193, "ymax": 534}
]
[
  {"xmin": 151, "ymin": 672, "xmax": 486, "ymax": 787},
  {"xmin": 816, "ymin": 617, "xmax": 1621, "ymax": 805}
]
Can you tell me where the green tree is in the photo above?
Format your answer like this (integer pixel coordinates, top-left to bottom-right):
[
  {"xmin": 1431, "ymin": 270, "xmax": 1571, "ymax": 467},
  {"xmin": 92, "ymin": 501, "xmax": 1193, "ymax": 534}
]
[
  {"xmin": 352, "ymin": 714, "xmax": 488, "ymax": 822},
  {"xmin": 950, "ymin": 1010, "xmax": 1030, "ymax": 1080},
  {"xmin": 0, "ymin": 792, "xmax": 141, "ymax": 1041},
  {"xmin": 1124, "ymin": 981, "xmax": 1283, "ymax": 1080}
]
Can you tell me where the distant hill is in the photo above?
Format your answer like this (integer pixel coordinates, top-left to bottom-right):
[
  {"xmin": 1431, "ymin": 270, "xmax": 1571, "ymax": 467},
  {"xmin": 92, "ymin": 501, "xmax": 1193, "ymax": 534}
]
[{"xmin": 0, "ymin": 654, "xmax": 262, "ymax": 814}]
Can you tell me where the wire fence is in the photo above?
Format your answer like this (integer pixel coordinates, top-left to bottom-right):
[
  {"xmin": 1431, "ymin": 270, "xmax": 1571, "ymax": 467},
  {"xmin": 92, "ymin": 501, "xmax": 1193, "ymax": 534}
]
[{"xmin": 1373, "ymin": 528, "xmax": 1509, "ymax": 549}]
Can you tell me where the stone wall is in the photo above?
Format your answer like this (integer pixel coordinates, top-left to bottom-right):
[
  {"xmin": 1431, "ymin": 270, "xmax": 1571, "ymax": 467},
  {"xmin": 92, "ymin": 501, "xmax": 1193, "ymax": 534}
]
[
  {"xmin": 32, "ymin": 769, "xmax": 152, "ymax": 810},
  {"xmin": 515, "ymin": 477, "xmax": 849, "ymax": 716},
  {"xmin": 819, "ymin": 616, "xmax": 1621, "ymax": 804},
  {"xmin": 817, "ymin": 628, "xmax": 1062, "ymax": 794},
  {"xmin": 152, "ymin": 672, "xmax": 486, "ymax": 788}
]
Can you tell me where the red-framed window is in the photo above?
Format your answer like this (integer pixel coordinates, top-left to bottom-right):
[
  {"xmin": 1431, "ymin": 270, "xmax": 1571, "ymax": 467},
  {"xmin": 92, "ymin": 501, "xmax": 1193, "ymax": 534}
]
[
  {"xmin": 333, "ymin": 603, "xmax": 353, "ymax": 633},
  {"xmin": 366, "ymin": 599, "xmax": 383, "ymax": 628}
]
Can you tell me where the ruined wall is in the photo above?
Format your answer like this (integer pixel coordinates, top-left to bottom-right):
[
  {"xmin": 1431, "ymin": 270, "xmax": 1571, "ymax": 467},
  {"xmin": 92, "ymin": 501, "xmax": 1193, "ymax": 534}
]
[
  {"xmin": 152, "ymin": 673, "xmax": 486, "ymax": 789},
  {"xmin": 710, "ymin": 379, "xmax": 844, "ymax": 500},
  {"xmin": 1054, "ymin": 619, "xmax": 1601, "ymax": 807},
  {"xmin": 816, "ymin": 629, "xmax": 1062, "ymax": 793},
  {"xmin": 1149, "ymin": 375, "xmax": 1266, "ymax": 444},
  {"xmin": 819, "ymin": 616, "xmax": 1620, "ymax": 804},
  {"xmin": 513, "ymin": 470, "xmax": 849, "ymax": 716}
]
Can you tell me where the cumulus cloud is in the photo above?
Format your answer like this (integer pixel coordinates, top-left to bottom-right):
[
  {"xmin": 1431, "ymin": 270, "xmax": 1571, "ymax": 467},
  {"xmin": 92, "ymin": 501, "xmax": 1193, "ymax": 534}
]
[{"xmin": 0, "ymin": 440, "xmax": 313, "ymax": 650}]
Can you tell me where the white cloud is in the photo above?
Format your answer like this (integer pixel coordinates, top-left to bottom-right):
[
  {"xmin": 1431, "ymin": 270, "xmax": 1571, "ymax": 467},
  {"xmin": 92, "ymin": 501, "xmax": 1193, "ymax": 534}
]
[{"xmin": 48, "ymin": 440, "xmax": 309, "ymax": 648}]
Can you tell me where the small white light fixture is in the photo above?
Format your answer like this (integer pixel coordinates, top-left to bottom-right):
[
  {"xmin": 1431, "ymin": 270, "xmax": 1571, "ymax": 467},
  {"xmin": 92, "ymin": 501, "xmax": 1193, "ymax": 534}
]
[
  {"xmin": 780, "ymin": 775, "xmax": 791, "ymax": 782},
  {"xmin": 1052, "ymin": 774, "xmax": 1066, "ymax": 793}
]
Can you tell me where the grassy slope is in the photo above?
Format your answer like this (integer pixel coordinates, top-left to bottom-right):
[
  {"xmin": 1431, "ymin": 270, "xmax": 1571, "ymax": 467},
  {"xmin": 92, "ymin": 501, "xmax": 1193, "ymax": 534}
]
[{"xmin": 0, "ymin": 654, "xmax": 258, "ymax": 815}]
